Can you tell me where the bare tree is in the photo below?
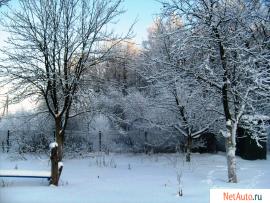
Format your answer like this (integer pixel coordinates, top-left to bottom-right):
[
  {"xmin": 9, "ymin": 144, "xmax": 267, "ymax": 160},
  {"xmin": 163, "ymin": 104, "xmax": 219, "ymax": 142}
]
[{"xmin": 0, "ymin": 0, "xmax": 131, "ymax": 185}]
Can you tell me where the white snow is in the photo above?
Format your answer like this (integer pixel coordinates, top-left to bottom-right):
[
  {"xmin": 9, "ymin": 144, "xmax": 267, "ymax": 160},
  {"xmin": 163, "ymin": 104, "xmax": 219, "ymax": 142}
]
[
  {"xmin": 227, "ymin": 147, "xmax": 236, "ymax": 157},
  {"xmin": 58, "ymin": 162, "xmax": 64, "ymax": 169},
  {"xmin": 242, "ymin": 115, "xmax": 270, "ymax": 122},
  {"xmin": 49, "ymin": 142, "xmax": 58, "ymax": 149},
  {"xmin": 226, "ymin": 120, "xmax": 232, "ymax": 127},
  {"xmin": 220, "ymin": 130, "xmax": 229, "ymax": 138},
  {"xmin": 0, "ymin": 170, "xmax": 50, "ymax": 178},
  {"xmin": 0, "ymin": 153, "xmax": 269, "ymax": 203}
]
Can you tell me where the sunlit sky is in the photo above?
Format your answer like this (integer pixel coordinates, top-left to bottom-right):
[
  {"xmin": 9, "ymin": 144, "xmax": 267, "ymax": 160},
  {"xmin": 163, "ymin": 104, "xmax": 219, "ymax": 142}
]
[
  {"xmin": 117, "ymin": 0, "xmax": 161, "ymax": 44},
  {"xmin": 0, "ymin": 0, "xmax": 162, "ymax": 112},
  {"xmin": 0, "ymin": 0, "xmax": 161, "ymax": 46}
]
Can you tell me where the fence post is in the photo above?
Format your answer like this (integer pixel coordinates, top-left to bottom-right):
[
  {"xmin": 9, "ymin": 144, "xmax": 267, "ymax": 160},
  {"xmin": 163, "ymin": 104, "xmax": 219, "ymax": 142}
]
[
  {"xmin": 99, "ymin": 131, "xmax": 102, "ymax": 152},
  {"xmin": 144, "ymin": 131, "xmax": 148, "ymax": 154},
  {"xmin": 2, "ymin": 141, "xmax": 4, "ymax": 153},
  {"xmin": 7, "ymin": 130, "xmax": 10, "ymax": 153}
]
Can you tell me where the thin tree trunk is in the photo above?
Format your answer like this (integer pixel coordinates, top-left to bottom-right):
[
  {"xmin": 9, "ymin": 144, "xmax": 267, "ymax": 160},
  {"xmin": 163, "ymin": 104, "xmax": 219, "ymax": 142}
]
[{"xmin": 186, "ymin": 135, "xmax": 192, "ymax": 162}]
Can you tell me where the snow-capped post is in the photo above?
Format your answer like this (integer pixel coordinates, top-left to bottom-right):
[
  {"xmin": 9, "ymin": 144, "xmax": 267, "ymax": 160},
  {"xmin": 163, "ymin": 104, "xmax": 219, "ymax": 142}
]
[{"xmin": 50, "ymin": 142, "xmax": 59, "ymax": 186}]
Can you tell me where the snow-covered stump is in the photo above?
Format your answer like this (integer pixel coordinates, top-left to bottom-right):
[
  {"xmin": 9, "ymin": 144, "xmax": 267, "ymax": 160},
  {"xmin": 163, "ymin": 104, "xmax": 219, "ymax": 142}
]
[{"xmin": 50, "ymin": 142, "xmax": 61, "ymax": 186}]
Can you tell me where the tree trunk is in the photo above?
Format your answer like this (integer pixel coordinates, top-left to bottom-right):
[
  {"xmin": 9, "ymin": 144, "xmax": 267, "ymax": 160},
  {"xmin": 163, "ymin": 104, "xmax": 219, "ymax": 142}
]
[
  {"xmin": 225, "ymin": 120, "xmax": 237, "ymax": 183},
  {"xmin": 186, "ymin": 135, "xmax": 192, "ymax": 162},
  {"xmin": 50, "ymin": 144, "xmax": 59, "ymax": 186},
  {"xmin": 99, "ymin": 130, "xmax": 102, "ymax": 152},
  {"xmin": 55, "ymin": 116, "xmax": 64, "ymax": 161},
  {"xmin": 226, "ymin": 140, "xmax": 237, "ymax": 183},
  {"xmin": 215, "ymin": 27, "xmax": 238, "ymax": 183},
  {"xmin": 222, "ymin": 83, "xmax": 238, "ymax": 183}
]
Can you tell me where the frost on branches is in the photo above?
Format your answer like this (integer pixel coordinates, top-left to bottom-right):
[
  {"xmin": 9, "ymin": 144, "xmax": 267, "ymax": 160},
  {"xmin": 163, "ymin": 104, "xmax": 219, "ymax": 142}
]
[{"xmin": 156, "ymin": 0, "xmax": 270, "ymax": 182}]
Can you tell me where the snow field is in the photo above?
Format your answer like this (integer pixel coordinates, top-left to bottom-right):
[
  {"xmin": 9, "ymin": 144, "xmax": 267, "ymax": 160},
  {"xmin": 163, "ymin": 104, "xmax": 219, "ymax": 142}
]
[{"xmin": 0, "ymin": 152, "xmax": 269, "ymax": 203}]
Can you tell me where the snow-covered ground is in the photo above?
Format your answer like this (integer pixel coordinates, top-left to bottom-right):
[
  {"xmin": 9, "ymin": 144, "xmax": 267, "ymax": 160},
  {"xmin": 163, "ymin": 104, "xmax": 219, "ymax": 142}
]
[{"xmin": 0, "ymin": 152, "xmax": 269, "ymax": 203}]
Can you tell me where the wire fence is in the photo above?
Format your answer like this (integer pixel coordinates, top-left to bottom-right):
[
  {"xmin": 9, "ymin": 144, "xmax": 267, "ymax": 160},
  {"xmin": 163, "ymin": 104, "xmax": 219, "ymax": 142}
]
[
  {"xmin": 0, "ymin": 129, "xmax": 54, "ymax": 153},
  {"xmin": 0, "ymin": 129, "xmax": 115, "ymax": 154}
]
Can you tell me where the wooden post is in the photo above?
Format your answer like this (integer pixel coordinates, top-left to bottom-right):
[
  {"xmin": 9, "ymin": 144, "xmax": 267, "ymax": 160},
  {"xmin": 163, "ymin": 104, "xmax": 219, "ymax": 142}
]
[
  {"xmin": 2, "ymin": 141, "xmax": 4, "ymax": 153},
  {"xmin": 50, "ymin": 143, "xmax": 59, "ymax": 186},
  {"xmin": 7, "ymin": 130, "xmax": 10, "ymax": 153},
  {"xmin": 99, "ymin": 131, "xmax": 102, "ymax": 152}
]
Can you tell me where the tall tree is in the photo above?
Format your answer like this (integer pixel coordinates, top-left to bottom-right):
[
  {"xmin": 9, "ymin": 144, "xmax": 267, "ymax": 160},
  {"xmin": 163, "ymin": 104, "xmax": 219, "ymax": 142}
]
[
  {"xmin": 141, "ymin": 17, "xmax": 220, "ymax": 161},
  {"xmin": 159, "ymin": 0, "xmax": 270, "ymax": 182},
  {"xmin": 0, "ymin": 0, "xmax": 130, "ymax": 178}
]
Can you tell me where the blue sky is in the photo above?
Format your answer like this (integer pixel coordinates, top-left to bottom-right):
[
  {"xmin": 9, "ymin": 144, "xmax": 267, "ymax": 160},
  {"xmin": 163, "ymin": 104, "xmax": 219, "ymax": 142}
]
[
  {"xmin": 0, "ymin": 0, "xmax": 162, "ymax": 46},
  {"xmin": 117, "ymin": 0, "xmax": 161, "ymax": 44}
]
